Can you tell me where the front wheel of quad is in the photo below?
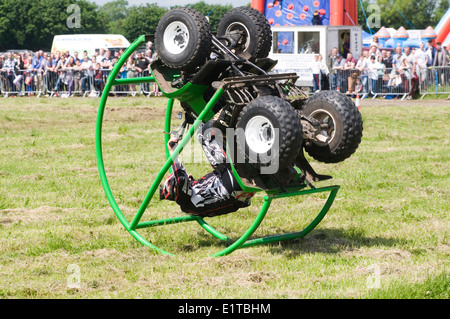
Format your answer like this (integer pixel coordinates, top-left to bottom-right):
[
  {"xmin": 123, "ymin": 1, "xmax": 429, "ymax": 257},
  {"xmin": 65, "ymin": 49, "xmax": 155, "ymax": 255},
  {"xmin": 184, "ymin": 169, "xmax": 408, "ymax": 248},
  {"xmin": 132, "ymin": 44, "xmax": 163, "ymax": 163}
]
[
  {"xmin": 235, "ymin": 96, "xmax": 302, "ymax": 171},
  {"xmin": 155, "ymin": 7, "xmax": 212, "ymax": 73},
  {"xmin": 217, "ymin": 6, "xmax": 272, "ymax": 59},
  {"xmin": 300, "ymin": 90, "xmax": 363, "ymax": 163}
]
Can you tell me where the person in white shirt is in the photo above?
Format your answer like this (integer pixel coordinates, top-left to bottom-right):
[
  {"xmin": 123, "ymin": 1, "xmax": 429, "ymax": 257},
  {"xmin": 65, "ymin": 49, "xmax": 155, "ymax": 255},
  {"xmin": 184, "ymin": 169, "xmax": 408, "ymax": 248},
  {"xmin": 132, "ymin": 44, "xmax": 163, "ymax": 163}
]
[
  {"xmin": 311, "ymin": 54, "xmax": 321, "ymax": 92},
  {"xmin": 367, "ymin": 55, "xmax": 379, "ymax": 93},
  {"xmin": 318, "ymin": 53, "xmax": 330, "ymax": 90},
  {"xmin": 356, "ymin": 50, "xmax": 370, "ymax": 96},
  {"xmin": 415, "ymin": 41, "xmax": 428, "ymax": 88},
  {"xmin": 80, "ymin": 56, "xmax": 93, "ymax": 93}
]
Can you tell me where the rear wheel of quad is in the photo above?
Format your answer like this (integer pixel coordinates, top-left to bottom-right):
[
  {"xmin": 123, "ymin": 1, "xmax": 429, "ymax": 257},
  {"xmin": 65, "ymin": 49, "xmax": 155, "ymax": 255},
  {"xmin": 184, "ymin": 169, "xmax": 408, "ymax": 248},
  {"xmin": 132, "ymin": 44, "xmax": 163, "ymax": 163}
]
[
  {"xmin": 301, "ymin": 90, "xmax": 363, "ymax": 163},
  {"xmin": 217, "ymin": 6, "xmax": 272, "ymax": 59},
  {"xmin": 235, "ymin": 96, "xmax": 302, "ymax": 171},
  {"xmin": 155, "ymin": 7, "xmax": 212, "ymax": 73}
]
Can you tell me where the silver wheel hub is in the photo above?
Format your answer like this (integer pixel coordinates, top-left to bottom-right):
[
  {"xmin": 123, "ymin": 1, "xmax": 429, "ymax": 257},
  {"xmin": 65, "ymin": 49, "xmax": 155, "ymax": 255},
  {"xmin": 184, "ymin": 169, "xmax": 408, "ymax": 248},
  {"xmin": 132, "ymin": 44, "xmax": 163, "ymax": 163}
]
[{"xmin": 164, "ymin": 21, "xmax": 189, "ymax": 55}]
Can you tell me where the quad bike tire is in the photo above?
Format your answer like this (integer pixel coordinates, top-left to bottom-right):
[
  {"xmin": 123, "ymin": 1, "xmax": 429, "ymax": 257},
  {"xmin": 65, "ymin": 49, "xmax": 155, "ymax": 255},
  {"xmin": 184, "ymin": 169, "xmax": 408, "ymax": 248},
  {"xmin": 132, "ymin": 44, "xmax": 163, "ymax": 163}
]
[
  {"xmin": 154, "ymin": 7, "xmax": 212, "ymax": 73},
  {"xmin": 216, "ymin": 6, "xmax": 272, "ymax": 60},
  {"xmin": 301, "ymin": 90, "xmax": 363, "ymax": 163},
  {"xmin": 235, "ymin": 95, "xmax": 302, "ymax": 171}
]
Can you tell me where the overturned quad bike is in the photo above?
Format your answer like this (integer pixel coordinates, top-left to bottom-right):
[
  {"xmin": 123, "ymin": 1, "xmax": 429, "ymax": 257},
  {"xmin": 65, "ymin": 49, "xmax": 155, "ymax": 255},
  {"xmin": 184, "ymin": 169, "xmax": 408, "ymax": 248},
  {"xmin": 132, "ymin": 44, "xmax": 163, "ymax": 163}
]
[{"xmin": 95, "ymin": 7, "xmax": 363, "ymax": 256}]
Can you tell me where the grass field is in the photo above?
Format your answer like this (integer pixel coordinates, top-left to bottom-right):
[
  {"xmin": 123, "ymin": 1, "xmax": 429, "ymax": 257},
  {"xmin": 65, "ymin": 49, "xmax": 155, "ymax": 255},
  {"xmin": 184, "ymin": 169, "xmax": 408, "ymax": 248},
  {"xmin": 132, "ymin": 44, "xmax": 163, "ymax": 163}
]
[{"xmin": 0, "ymin": 95, "xmax": 448, "ymax": 299}]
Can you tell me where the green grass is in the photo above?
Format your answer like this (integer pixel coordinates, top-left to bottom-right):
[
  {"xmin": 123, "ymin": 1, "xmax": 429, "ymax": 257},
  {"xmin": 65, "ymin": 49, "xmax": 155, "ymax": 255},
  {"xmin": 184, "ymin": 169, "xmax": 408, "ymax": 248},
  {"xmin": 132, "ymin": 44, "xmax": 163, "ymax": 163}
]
[{"xmin": 0, "ymin": 96, "xmax": 448, "ymax": 299}]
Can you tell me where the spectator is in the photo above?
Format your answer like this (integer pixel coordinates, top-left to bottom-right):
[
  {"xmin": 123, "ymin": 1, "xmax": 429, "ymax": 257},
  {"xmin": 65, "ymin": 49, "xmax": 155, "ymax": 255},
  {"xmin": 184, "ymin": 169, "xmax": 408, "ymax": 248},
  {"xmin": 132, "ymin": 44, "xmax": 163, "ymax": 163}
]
[
  {"xmin": 318, "ymin": 53, "xmax": 329, "ymax": 90},
  {"xmin": 426, "ymin": 39, "xmax": 435, "ymax": 66},
  {"xmin": 73, "ymin": 51, "xmax": 83, "ymax": 63},
  {"xmin": 135, "ymin": 51, "xmax": 149, "ymax": 74},
  {"xmin": 72, "ymin": 59, "xmax": 83, "ymax": 94},
  {"xmin": 415, "ymin": 42, "xmax": 428, "ymax": 89},
  {"xmin": 400, "ymin": 46, "xmax": 417, "ymax": 98},
  {"xmin": 97, "ymin": 48, "xmax": 106, "ymax": 62},
  {"xmin": 24, "ymin": 55, "xmax": 34, "ymax": 95},
  {"xmin": 356, "ymin": 50, "xmax": 370, "ymax": 96},
  {"xmin": 93, "ymin": 62, "xmax": 104, "ymax": 93},
  {"xmin": 352, "ymin": 77, "xmax": 363, "ymax": 97},
  {"xmin": 367, "ymin": 55, "xmax": 379, "ymax": 94},
  {"xmin": 311, "ymin": 54, "xmax": 321, "ymax": 92},
  {"xmin": 392, "ymin": 46, "xmax": 403, "ymax": 69},
  {"xmin": 147, "ymin": 41, "xmax": 155, "ymax": 55},
  {"xmin": 101, "ymin": 50, "xmax": 112, "ymax": 69},
  {"xmin": 342, "ymin": 33, "xmax": 350, "ymax": 58},
  {"xmin": 382, "ymin": 50, "xmax": 393, "ymax": 69},
  {"xmin": 31, "ymin": 51, "xmax": 44, "ymax": 94},
  {"xmin": 3, "ymin": 52, "xmax": 17, "ymax": 94},
  {"xmin": 63, "ymin": 57, "xmax": 76, "ymax": 97},
  {"xmin": 80, "ymin": 55, "xmax": 93, "ymax": 93},
  {"xmin": 331, "ymin": 54, "xmax": 345, "ymax": 90},
  {"xmin": 344, "ymin": 52, "xmax": 357, "ymax": 94},
  {"xmin": 54, "ymin": 55, "xmax": 67, "ymax": 94},
  {"xmin": 126, "ymin": 56, "xmax": 137, "ymax": 96},
  {"xmin": 433, "ymin": 42, "xmax": 449, "ymax": 87},
  {"xmin": 370, "ymin": 36, "xmax": 379, "ymax": 48},
  {"xmin": 13, "ymin": 54, "xmax": 26, "ymax": 94},
  {"xmin": 328, "ymin": 47, "xmax": 339, "ymax": 71},
  {"xmin": 433, "ymin": 42, "xmax": 448, "ymax": 67},
  {"xmin": 312, "ymin": 9, "xmax": 322, "ymax": 25}
]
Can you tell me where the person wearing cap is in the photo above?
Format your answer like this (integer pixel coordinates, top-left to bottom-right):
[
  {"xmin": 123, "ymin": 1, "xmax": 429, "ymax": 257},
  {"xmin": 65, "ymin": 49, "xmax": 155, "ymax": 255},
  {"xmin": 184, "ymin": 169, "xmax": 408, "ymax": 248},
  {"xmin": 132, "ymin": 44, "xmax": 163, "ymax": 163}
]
[{"xmin": 312, "ymin": 9, "xmax": 322, "ymax": 25}]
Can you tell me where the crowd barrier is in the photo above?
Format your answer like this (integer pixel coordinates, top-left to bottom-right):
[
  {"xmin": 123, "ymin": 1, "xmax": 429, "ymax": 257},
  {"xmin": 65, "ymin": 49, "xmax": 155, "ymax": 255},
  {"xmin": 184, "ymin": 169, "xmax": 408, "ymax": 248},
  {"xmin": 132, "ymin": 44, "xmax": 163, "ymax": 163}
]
[
  {"xmin": 329, "ymin": 67, "xmax": 413, "ymax": 100},
  {"xmin": 0, "ymin": 68, "xmax": 161, "ymax": 98},
  {"xmin": 2, "ymin": 65, "xmax": 449, "ymax": 99},
  {"xmin": 418, "ymin": 66, "xmax": 450, "ymax": 98}
]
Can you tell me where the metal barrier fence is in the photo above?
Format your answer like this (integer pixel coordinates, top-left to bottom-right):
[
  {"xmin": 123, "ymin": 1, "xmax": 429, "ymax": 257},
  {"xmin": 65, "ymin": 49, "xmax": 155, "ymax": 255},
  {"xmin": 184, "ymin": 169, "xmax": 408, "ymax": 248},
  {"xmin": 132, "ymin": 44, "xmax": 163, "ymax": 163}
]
[
  {"xmin": 418, "ymin": 66, "xmax": 450, "ymax": 98},
  {"xmin": 2, "ymin": 64, "xmax": 448, "ymax": 99},
  {"xmin": 0, "ymin": 68, "xmax": 162, "ymax": 98},
  {"xmin": 329, "ymin": 67, "xmax": 413, "ymax": 100},
  {"xmin": 0, "ymin": 69, "xmax": 44, "ymax": 97}
]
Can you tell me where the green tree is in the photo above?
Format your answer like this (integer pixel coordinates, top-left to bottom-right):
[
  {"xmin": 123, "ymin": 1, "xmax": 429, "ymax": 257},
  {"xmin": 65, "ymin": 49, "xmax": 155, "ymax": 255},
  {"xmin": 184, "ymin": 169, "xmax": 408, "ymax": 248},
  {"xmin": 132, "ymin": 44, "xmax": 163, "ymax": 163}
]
[
  {"xmin": 121, "ymin": 4, "xmax": 167, "ymax": 41},
  {"xmin": 358, "ymin": 0, "xmax": 449, "ymax": 33},
  {"xmin": 181, "ymin": 2, "xmax": 233, "ymax": 32},
  {"xmin": 0, "ymin": 0, "xmax": 107, "ymax": 51},
  {"xmin": 98, "ymin": 0, "xmax": 129, "ymax": 34}
]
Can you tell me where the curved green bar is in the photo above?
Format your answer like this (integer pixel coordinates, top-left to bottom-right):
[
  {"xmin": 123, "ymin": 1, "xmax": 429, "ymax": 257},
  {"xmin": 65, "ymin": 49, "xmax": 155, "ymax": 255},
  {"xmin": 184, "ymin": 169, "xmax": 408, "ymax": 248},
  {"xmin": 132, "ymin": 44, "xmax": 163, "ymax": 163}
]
[{"xmin": 95, "ymin": 35, "xmax": 174, "ymax": 255}]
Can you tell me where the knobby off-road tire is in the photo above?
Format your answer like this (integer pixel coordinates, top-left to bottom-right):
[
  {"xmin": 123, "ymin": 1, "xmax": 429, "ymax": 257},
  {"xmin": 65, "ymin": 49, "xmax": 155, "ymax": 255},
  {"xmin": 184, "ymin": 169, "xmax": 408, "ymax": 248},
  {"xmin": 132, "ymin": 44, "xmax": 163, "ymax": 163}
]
[
  {"xmin": 301, "ymin": 90, "xmax": 363, "ymax": 163},
  {"xmin": 217, "ymin": 6, "xmax": 272, "ymax": 59},
  {"xmin": 155, "ymin": 8, "xmax": 212, "ymax": 73},
  {"xmin": 235, "ymin": 96, "xmax": 302, "ymax": 172}
]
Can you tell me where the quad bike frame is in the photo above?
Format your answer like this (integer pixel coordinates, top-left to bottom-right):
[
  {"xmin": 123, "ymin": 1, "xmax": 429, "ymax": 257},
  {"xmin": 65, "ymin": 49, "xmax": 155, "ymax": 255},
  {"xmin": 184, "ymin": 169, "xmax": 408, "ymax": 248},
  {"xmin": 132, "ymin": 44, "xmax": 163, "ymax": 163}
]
[{"xmin": 96, "ymin": 33, "xmax": 341, "ymax": 257}]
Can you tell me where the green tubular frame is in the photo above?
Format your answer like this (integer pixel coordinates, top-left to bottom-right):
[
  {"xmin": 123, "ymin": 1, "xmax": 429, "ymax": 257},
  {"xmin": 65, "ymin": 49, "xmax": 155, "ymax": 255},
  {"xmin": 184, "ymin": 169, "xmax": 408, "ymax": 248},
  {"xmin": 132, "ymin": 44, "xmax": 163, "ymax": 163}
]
[{"xmin": 95, "ymin": 35, "xmax": 340, "ymax": 257}]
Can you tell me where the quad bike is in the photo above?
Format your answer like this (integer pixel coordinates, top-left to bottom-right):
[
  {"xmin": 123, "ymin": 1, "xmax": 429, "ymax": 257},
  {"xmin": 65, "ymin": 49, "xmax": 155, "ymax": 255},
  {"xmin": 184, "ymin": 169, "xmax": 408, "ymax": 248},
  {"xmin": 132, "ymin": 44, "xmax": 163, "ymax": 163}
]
[{"xmin": 95, "ymin": 7, "xmax": 363, "ymax": 256}]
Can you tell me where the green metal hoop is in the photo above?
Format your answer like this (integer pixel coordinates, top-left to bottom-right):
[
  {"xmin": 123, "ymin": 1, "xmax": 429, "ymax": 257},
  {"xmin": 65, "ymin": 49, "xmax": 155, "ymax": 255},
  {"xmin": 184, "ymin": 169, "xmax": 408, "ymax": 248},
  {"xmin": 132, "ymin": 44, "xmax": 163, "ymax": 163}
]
[{"xmin": 95, "ymin": 35, "xmax": 340, "ymax": 257}]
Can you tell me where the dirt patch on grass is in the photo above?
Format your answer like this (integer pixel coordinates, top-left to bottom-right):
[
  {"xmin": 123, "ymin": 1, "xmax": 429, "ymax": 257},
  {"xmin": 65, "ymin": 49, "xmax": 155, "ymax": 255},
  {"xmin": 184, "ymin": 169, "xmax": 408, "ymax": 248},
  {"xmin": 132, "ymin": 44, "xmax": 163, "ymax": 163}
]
[{"xmin": 0, "ymin": 206, "xmax": 73, "ymax": 226}]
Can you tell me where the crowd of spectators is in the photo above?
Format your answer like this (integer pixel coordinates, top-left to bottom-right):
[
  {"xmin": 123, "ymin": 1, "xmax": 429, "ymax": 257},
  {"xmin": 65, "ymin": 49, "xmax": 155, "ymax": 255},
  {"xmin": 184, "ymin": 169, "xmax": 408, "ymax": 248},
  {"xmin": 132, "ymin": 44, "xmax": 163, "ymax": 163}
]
[
  {"xmin": 1, "ymin": 38, "xmax": 450, "ymax": 99},
  {"xmin": 321, "ymin": 37, "xmax": 450, "ymax": 99},
  {"xmin": 0, "ymin": 41, "xmax": 159, "ymax": 97}
]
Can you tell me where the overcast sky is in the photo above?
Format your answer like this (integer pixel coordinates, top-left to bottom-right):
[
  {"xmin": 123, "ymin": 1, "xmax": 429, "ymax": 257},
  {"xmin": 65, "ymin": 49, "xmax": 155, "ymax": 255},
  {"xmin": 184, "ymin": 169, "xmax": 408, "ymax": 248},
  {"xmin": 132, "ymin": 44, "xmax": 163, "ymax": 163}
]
[{"xmin": 92, "ymin": 0, "xmax": 251, "ymax": 8}]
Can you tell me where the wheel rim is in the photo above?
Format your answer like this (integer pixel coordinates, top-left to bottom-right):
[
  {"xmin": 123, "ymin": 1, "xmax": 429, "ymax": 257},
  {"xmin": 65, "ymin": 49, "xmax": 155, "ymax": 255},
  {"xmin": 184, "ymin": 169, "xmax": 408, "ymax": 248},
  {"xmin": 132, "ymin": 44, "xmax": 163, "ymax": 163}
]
[
  {"xmin": 310, "ymin": 109, "xmax": 336, "ymax": 146},
  {"xmin": 225, "ymin": 22, "xmax": 250, "ymax": 53},
  {"xmin": 245, "ymin": 115, "xmax": 275, "ymax": 154},
  {"xmin": 164, "ymin": 21, "xmax": 190, "ymax": 55}
]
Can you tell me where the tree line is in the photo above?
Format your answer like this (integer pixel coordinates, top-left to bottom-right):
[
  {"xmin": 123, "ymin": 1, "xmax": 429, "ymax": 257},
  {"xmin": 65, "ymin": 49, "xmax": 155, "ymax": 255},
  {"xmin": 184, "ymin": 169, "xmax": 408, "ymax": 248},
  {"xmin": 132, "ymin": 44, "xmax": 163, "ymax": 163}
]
[{"xmin": 0, "ymin": 0, "xmax": 447, "ymax": 52}]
